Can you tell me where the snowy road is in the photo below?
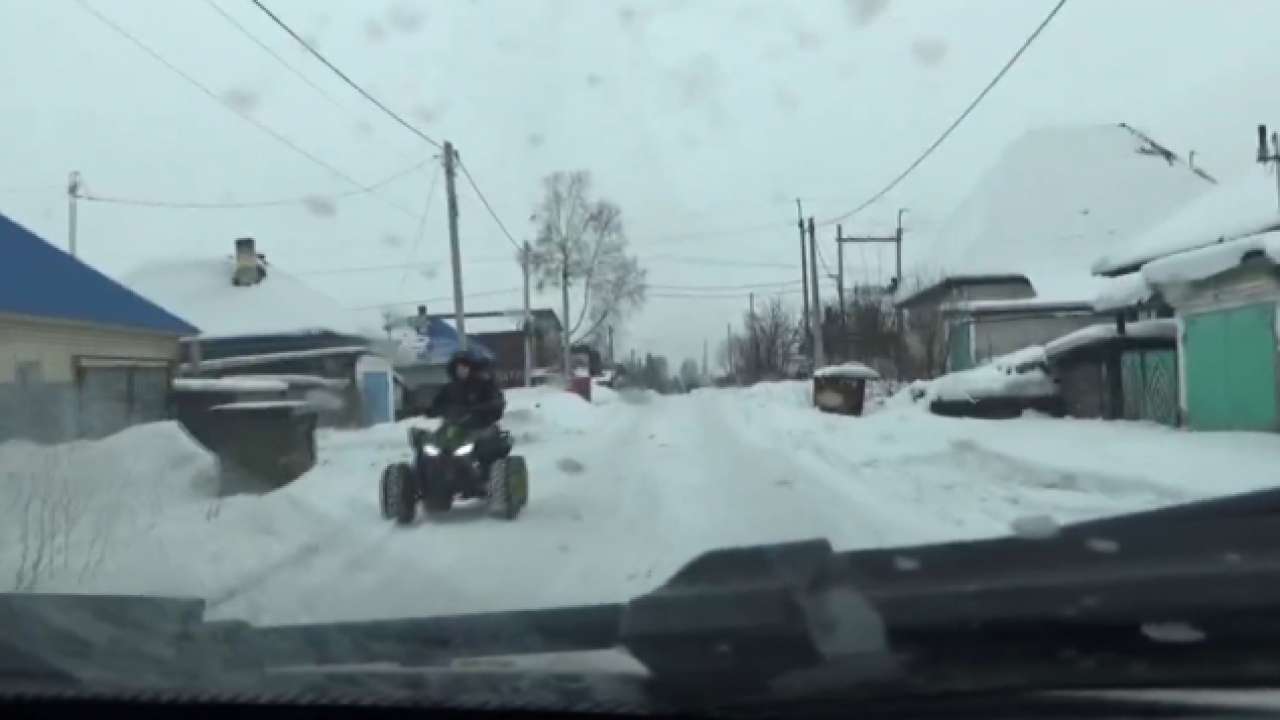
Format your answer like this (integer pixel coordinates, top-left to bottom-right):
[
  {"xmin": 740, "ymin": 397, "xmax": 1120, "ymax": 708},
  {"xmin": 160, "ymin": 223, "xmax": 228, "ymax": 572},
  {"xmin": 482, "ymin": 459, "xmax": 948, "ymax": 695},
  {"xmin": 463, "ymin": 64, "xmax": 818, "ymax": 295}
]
[{"xmin": 4, "ymin": 382, "xmax": 1280, "ymax": 627}]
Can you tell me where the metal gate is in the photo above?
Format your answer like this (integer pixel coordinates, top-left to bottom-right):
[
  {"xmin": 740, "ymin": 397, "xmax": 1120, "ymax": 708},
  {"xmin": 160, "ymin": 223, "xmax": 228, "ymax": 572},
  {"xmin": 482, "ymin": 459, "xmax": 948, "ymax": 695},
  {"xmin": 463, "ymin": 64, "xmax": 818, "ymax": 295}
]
[
  {"xmin": 1120, "ymin": 349, "xmax": 1179, "ymax": 426},
  {"xmin": 1183, "ymin": 303, "xmax": 1278, "ymax": 431}
]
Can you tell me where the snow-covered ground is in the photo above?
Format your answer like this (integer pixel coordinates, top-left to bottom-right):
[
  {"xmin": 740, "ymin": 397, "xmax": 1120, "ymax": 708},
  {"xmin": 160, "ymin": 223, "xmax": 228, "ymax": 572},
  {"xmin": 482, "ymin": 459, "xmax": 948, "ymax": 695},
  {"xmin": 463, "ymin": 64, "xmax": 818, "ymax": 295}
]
[{"xmin": 3, "ymin": 383, "xmax": 1278, "ymax": 628}]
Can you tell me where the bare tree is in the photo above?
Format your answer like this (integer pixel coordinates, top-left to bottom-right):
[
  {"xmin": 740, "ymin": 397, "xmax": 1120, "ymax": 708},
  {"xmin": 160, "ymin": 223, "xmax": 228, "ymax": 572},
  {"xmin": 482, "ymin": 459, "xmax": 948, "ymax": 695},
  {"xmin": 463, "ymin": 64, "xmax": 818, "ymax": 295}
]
[
  {"xmin": 529, "ymin": 171, "xmax": 647, "ymax": 372},
  {"xmin": 678, "ymin": 358, "xmax": 703, "ymax": 391},
  {"xmin": 733, "ymin": 298, "xmax": 802, "ymax": 383}
]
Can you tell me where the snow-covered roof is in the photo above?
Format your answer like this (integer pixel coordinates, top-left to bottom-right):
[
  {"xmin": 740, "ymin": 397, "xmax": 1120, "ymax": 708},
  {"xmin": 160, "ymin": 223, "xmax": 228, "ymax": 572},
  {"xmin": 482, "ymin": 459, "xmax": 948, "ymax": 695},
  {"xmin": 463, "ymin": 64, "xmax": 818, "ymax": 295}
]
[
  {"xmin": 123, "ymin": 257, "xmax": 377, "ymax": 340},
  {"xmin": 1092, "ymin": 272, "xmax": 1155, "ymax": 312},
  {"xmin": 229, "ymin": 374, "xmax": 350, "ymax": 389},
  {"xmin": 1044, "ymin": 319, "xmax": 1178, "ymax": 359},
  {"xmin": 920, "ymin": 124, "xmax": 1215, "ymax": 304},
  {"xmin": 942, "ymin": 298, "xmax": 1094, "ymax": 315},
  {"xmin": 172, "ymin": 377, "xmax": 288, "ymax": 394},
  {"xmin": 181, "ymin": 345, "xmax": 369, "ymax": 373},
  {"xmin": 814, "ymin": 362, "xmax": 880, "ymax": 380},
  {"xmin": 1141, "ymin": 230, "xmax": 1280, "ymax": 286},
  {"xmin": 209, "ymin": 400, "xmax": 310, "ymax": 412},
  {"xmin": 1093, "ymin": 173, "xmax": 1280, "ymax": 276}
]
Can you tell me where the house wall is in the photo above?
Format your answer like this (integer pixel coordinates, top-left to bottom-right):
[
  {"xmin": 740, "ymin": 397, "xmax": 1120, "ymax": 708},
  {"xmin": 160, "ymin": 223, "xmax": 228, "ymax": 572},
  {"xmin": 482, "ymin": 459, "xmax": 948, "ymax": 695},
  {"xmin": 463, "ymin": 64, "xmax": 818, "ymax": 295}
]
[
  {"xmin": 971, "ymin": 314, "xmax": 1100, "ymax": 363},
  {"xmin": 950, "ymin": 281, "xmax": 1036, "ymax": 303},
  {"xmin": 0, "ymin": 313, "xmax": 180, "ymax": 441}
]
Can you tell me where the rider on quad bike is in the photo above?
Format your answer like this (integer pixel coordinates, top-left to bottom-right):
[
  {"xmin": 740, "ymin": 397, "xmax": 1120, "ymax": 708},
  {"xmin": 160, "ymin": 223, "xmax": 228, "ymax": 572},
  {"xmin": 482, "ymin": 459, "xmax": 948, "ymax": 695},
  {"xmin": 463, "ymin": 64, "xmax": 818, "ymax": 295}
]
[{"xmin": 423, "ymin": 350, "xmax": 506, "ymax": 474}]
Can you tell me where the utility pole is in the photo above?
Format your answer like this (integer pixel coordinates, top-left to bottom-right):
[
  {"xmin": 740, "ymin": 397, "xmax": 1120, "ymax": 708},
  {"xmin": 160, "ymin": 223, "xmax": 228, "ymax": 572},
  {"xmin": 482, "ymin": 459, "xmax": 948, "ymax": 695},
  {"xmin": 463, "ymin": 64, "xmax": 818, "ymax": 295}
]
[
  {"xmin": 521, "ymin": 240, "xmax": 533, "ymax": 387},
  {"xmin": 67, "ymin": 171, "xmax": 81, "ymax": 258},
  {"xmin": 607, "ymin": 325, "xmax": 615, "ymax": 366},
  {"xmin": 795, "ymin": 199, "xmax": 810, "ymax": 355},
  {"xmin": 895, "ymin": 208, "xmax": 907, "ymax": 291},
  {"xmin": 835, "ymin": 224, "xmax": 846, "ymax": 320},
  {"xmin": 561, "ymin": 259, "xmax": 572, "ymax": 381},
  {"xmin": 702, "ymin": 338, "xmax": 708, "ymax": 379},
  {"xmin": 807, "ymin": 217, "xmax": 824, "ymax": 369},
  {"xmin": 1257, "ymin": 124, "xmax": 1280, "ymax": 209},
  {"xmin": 748, "ymin": 291, "xmax": 756, "ymax": 377},
  {"xmin": 726, "ymin": 323, "xmax": 734, "ymax": 380},
  {"xmin": 442, "ymin": 142, "xmax": 466, "ymax": 348}
]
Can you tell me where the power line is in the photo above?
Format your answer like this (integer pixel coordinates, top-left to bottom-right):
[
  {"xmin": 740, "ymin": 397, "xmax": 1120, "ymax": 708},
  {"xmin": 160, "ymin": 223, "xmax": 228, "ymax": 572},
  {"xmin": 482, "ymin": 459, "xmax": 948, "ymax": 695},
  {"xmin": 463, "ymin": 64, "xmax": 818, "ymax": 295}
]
[
  {"xmin": 79, "ymin": 160, "xmax": 426, "ymax": 210},
  {"xmin": 456, "ymin": 159, "xmax": 522, "ymax": 251},
  {"xmin": 74, "ymin": 0, "xmax": 419, "ymax": 219},
  {"xmin": 349, "ymin": 287, "xmax": 524, "ymax": 311},
  {"xmin": 201, "ymin": 0, "xmax": 351, "ymax": 115},
  {"xmin": 648, "ymin": 279, "xmax": 801, "ymax": 292},
  {"xmin": 636, "ymin": 220, "xmax": 793, "ymax": 246},
  {"xmin": 249, "ymin": 0, "xmax": 443, "ymax": 150},
  {"xmin": 398, "ymin": 164, "xmax": 443, "ymax": 294},
  {"xmin": 648, "ymin": 287, "xmax": 805, "ymax": 300},
  {"xmin": 638, "ymin": 254, "xmax": 794, "ymax": 269},
  {"xmin": 820, "ymin": 0, "xmax": 1068, "ymax": 227}
]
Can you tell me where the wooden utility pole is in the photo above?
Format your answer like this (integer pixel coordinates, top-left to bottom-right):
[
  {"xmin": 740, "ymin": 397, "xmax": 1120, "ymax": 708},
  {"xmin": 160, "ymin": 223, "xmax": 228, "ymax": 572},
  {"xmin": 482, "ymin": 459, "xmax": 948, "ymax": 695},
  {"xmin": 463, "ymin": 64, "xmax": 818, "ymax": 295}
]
[
  {"xmin": 1257, "ymin": 124, "xmax": 1280, "ymax": 209},
  {"xmin": 442, "ymin": 142, "xmax": 466, "ymax": 348},
  {"xmin": 607, "ymin": 325, "xmax": 615, "ymax": 366},
  {"xmin": 522, "ymin": 240, "xmax": 533, "ymax": 386},
  {"xmin": 835, "ymin": 224, "xmax": 846, "ymax": 319},
  {"xmin": 807, "ymin": 216, "xmax": 824, "ymax": 369},
  {"xmin": 67, "ymin": 171, "xmax": 81, "ymax": 258},
  {"xmin": 795, "ymin": 199, "xmax": 810, "ymax": 355},
  {"xmin": 726, "ymin": 323, "xmax": 734, "ymax": 379}
]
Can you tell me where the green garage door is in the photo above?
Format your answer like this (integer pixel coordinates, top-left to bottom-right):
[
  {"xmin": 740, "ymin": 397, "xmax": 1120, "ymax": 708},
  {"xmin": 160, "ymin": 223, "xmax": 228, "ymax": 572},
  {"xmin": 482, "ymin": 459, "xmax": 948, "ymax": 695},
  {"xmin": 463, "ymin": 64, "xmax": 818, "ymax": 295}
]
[
  {"xmin": 946, "ymin": 321, "xmax": 973, "ymax": 372},
  {"xmin": 1183, "ymin": 303, "xmax": 1278, "ymax": 432}
]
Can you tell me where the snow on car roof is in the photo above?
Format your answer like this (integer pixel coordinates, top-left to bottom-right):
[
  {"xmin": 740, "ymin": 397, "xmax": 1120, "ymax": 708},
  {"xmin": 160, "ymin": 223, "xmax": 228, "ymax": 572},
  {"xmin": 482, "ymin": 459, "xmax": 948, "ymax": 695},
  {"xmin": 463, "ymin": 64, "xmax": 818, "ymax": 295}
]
[
  {"xmin": 814, "ymin": 362, "xmax": 880, "ymax": 380},
  {"xmin": 1044, "ymin": 319, "xmax": 1178, "ymax": 359},
  {"xmin": 1093, "ymin": 173, "xmax": 1280, "ymax": 276},
  {"xmin": 123, "ymin": 256, "xmax": 380, "ymax": 340},
  {"xmin": 928, "ymin": 346, "xmax": 1055, "ymax": 402},
  {"xmin": 913, "ymin": 124, "xmax": 1214, "ymax": 304},
  {"xmin": 173, "ymin": 377, "xmax": 289, "ymax": 393}
]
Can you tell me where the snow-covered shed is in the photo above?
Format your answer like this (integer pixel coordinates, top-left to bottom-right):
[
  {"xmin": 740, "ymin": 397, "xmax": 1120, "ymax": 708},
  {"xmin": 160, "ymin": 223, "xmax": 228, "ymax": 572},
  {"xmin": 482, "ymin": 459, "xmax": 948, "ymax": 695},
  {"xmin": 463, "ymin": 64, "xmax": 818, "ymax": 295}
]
[
  {"xmin": 1139, "ymin": 230, "xmax": 1280, "ymax": 432},
  {"xmin": 900, "ymin": 123, "xmax": 1216, "ymax": 375},
  {"xmin": 124, "ymin": 238, "xmax": 390, "ymax": 427},
  {"xmin": 0, "ymin": 211, "xmax": 197, "ymax": 442},
  {"xmin": 1044, "ymin": 318, "xmax": 1179, "ymax": 425}
]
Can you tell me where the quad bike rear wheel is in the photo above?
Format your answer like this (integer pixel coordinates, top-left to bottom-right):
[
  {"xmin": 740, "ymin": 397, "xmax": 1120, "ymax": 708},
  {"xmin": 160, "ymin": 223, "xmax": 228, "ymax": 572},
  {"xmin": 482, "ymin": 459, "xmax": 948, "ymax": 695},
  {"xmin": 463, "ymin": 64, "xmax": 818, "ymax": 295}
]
[
  {"xmin": 381, "ymin": 462, "xmax": 416, "ymax": 525},
  {"xmin": 487, "ymin": 456, "xmax": 529, "ymax": 520}
]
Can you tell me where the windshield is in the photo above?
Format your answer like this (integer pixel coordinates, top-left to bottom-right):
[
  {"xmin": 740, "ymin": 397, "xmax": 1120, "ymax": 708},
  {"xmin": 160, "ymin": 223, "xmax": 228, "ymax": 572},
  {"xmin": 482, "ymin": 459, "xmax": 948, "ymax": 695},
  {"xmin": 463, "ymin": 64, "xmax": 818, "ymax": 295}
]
[{"xmin": 4, "ymin": 0, "xmax": 1280, "ymax": 712}]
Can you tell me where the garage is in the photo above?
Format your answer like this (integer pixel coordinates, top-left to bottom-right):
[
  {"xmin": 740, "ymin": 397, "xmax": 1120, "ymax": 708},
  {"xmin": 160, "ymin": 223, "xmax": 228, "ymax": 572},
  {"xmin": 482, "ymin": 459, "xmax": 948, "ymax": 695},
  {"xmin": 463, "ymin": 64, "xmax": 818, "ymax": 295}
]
[{"xmin": 1182, "ymin": 302, "xmax": 1278, "ymax": 432}]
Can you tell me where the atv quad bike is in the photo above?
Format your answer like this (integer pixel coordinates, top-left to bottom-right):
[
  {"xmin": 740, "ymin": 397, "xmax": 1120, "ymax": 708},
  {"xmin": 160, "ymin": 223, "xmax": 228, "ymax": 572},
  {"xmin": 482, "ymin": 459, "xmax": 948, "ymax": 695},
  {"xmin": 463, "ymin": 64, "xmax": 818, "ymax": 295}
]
[{"xmin": 380, "ymin": 418, "xmax": 529, "ymax": 524}]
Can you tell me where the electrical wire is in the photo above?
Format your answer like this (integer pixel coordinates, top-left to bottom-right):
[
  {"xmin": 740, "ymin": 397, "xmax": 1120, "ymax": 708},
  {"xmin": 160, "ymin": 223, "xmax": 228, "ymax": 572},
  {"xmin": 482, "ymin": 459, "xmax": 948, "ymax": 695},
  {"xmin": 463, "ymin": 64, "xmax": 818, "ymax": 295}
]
[
  {"xmin": 457, "ymin": 159, "xmax": 523, "ymax": 251},
  {"xmin": 648, "ymin": 279, "xmax": 801, "ymax": 292},
  {"xmin": 398, "ymin": 164, "xmax": 442, "ymax": 294},
  {"xmin": 249, "ymin": 0, "xmax": 443, "ymax": 150},
  {"xmin": 820, "ymin": 0, "xmax": 1068, "ymax": 227},
  {"xmin": 201, "ymin": 0, "xmax": 351, "ymax": 115},
  {"xmin": 79, "ymin": 160, "xmax": 427, "ymax": 210},
  {"xmin": 638, "ymin": 254, "xmax": 794, "ymax": 270},
  {"xmin": 349, "ymin": 287, "xmax": 523, "ymax": 311},
  {"xmin": 73, "ymin": 0, "xmax": 420, "ymax": 219},
  {"xmin": 636, "ymin": 220, "xmax": 794, "ymax": 246},
  {"xmin": 648, "ymin": 287, "xmax": 805, "ymax": 300}
]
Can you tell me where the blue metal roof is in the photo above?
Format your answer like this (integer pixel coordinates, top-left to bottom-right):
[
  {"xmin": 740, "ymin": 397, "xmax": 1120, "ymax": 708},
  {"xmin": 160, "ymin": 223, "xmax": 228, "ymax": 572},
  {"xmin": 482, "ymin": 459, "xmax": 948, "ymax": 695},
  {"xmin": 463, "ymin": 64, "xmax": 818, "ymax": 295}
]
[{"xmin": 0, "ymin": 212, "xmax": 198, "ymax": 335}]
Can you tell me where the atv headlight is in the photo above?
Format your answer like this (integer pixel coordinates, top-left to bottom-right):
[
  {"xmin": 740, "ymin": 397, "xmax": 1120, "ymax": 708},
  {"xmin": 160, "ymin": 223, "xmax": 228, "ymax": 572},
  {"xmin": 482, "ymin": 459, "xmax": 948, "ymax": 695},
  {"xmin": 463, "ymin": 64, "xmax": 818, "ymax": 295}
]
[
  {"xmin": 423, "ymin": 444, "xmax": 441, "ymax": 457},
  {"xmin": 454, "ymin": 443, "xmax": 474, "ymax": 456}
]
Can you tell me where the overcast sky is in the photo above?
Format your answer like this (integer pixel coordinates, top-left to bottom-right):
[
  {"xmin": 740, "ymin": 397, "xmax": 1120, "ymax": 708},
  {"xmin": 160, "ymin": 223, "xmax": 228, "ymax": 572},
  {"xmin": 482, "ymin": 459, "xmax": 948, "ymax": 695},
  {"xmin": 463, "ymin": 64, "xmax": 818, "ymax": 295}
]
[{"xmin": 4, "ymin": 0, "xmax": 1280, "ymax": 364}]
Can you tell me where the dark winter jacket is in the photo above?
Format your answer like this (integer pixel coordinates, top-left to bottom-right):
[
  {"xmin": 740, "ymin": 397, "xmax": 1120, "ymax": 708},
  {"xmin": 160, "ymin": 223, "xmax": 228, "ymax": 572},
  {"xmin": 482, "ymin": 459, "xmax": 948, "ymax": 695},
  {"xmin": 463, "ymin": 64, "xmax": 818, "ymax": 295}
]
[{"xmin": 424, "ymin": 355, "xmax": 505, "ymax": 429}]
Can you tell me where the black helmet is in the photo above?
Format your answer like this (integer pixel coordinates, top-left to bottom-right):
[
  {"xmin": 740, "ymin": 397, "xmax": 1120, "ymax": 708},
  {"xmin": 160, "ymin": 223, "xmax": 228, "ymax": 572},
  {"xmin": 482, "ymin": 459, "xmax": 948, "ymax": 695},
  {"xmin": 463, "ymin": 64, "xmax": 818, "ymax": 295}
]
[{"xmin": 446, "ymin": 348, "xmax": 487, "ymax": 378}]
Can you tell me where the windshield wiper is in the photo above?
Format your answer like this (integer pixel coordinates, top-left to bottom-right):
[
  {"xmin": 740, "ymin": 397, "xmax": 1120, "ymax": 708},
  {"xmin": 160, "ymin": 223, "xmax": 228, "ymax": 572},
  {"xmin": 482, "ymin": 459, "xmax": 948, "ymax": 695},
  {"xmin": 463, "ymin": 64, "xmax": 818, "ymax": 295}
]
[{"xmin": 7, "ymin": 486, "xmax": 1280, "ymax": 711}]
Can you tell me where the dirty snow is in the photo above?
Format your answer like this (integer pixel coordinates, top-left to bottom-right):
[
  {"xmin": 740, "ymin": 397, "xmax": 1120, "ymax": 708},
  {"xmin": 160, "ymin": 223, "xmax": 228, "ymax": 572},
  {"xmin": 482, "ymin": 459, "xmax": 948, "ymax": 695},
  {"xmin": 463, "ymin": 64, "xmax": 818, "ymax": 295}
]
[{"xmin": 3, "ymin": 382, "xmax": 1279, "ymax": 627}]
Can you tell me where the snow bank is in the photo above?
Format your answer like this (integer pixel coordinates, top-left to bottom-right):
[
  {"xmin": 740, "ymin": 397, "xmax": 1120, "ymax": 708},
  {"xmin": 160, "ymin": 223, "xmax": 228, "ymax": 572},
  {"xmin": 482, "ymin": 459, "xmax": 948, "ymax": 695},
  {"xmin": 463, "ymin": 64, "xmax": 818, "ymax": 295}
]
[
  {"xmin": 1142, "ymin": 230, "xmax": 1280, "ymax": 285},
  {"xmin": 0, "ymin": 422, "xmax": 220, "ymax": 591},
  {"xmin": 173, "ymin": 377, "xmax": 288, "ymax": 393},
  {"xmin": 1093, "ymin": 172, "xmax": 1280, "ymax": 275},
  {"xmin": 925, "ymin": 124, "xmax": 1213, "ymax": 303},
  {"xmin": 924, "ymin": 347, "xmax": 1056, "ymax": 402},
  {"xmin": 1044, "ymin": 319, "xmax": 1178, "ymax": 359}
]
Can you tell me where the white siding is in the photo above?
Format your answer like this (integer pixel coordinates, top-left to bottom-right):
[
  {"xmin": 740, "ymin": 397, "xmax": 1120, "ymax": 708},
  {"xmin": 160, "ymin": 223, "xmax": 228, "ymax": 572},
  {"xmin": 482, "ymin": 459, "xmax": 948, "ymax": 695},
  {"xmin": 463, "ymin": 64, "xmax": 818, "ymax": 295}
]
[{"xmin": 0, "ymin": 313, "xmax": 179, "ymax": 383}]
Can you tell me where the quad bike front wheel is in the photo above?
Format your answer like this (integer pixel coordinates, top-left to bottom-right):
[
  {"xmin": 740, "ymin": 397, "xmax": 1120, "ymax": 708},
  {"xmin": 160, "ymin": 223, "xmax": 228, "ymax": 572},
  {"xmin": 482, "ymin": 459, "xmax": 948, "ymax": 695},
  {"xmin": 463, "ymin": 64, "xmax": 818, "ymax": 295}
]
[
  {"xmin": 381, "ymin": 462, "xmax": 416, "ymax": 525},
  {"xmin": 487, "ymin": 456, "xmax": 529, "ymax": 520}
]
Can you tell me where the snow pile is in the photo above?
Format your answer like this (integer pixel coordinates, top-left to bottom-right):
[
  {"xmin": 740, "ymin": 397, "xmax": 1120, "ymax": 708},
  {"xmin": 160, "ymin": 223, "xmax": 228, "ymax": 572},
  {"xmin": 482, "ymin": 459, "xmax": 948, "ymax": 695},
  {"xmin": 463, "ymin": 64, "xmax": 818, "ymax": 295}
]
[
  {"xmin": 1142, "ymin": 230, "xmax": 1280, "ymax": 285},
  {"xmin": 924, "ymin": 346, "xmax": 1056, "ymax": 402},
  {"xmin": 1093, "ymin": 173, "xmax": 1280, "ymax": 275},
  {"xmin": 814, "ymin": 362, "xmax": 880, "ymax": 380},
  {"xmin": 0, "ymin": 422, "xmax": 219, "ymax": 591},
  {"xmin": 173, "ymin": 377, "xmax": 289, "ymax": 394},
  {"xmin": 922, "ymin": 124, "xmax": 1214, "ymax": 303},
  {"xmin": 1093, "ymin": 272, "xmax": 1154, "ymax": 312},
  {"xmin": 1044, "ymin": 319, "xmax": 1178, "ymax": 359},
  {"xmin": 502, "ymin": 387, "xmax": 602, "ymax": 437},
  {"xmin": 123, "ymin": 257, "xmax": 376, "ymax": 339}
]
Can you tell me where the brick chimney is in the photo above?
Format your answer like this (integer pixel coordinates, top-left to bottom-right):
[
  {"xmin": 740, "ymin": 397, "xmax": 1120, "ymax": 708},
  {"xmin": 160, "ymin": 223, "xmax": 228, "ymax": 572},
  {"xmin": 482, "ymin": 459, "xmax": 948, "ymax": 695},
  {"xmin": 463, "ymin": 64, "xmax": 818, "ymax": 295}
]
[{"xmin": 232, "ymin": 237, "xmax": 264, "ymax": 286}]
